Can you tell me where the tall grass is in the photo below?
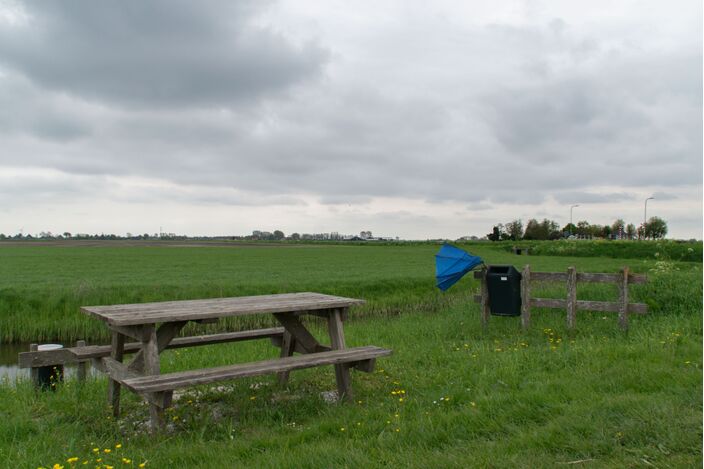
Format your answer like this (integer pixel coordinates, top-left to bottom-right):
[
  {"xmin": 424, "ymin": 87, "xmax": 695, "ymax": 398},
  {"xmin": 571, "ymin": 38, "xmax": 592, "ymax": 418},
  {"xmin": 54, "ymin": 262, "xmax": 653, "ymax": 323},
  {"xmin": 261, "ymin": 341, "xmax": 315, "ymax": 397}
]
[
  {"xmin": 0, "ymin": 243, "xmax": 700, "ymax": 342},
  {"xmin": 481, "ymin": 239, "xmax": 702, "ymax": 262}
]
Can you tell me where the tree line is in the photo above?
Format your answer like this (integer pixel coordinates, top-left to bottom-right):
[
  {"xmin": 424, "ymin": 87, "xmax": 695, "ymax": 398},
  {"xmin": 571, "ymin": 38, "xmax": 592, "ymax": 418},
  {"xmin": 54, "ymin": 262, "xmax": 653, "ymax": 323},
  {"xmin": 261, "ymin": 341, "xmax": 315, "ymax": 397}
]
[{"xmin": 487, "ymin": 217, "xmax": 668, "ymax": 241}]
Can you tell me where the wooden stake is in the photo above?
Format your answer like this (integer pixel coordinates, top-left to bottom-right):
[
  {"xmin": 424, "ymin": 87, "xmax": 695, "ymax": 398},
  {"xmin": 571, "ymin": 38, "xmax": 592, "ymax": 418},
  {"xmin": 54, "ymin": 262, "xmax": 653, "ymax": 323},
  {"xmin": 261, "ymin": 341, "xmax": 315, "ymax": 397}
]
[
  {"xmin": 566, "ymin": 266, "xmax": 577, "ymax": 329},
  {"xmin": 277, "ymin": 330, "xmax": 296, "ymax": 385},
  {"xmin": 29, "ymin": 344, "xmax": 38, "ymax": 388},
  {"xmin": 76, "ymin": 340, "xmax": 87, "ymax": 382},
  {"xmin": 479, "ymin": 268, "xmax": 490, "ymax": 329},
  {"xmin": 618, "ymin": 267, "xmax": 630, "ymax": 331},
  {"xmin": 108, "ymin": 332, "xmax": 125, "ymax": 417},
  {"xmin": 521, "ymin": 265, "xmax": 531, "ymax": 330},
  {"xmin": 327, "ymin": 308, "xmax": 352, "ymax": 401}
]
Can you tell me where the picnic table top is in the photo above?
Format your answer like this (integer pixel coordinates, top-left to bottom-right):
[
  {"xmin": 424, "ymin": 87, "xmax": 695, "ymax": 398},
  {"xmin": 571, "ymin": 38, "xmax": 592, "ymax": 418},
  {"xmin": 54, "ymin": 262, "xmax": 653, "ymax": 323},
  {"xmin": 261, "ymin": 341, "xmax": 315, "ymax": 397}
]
[{"xmin": 81, "ymin": 292, "xmax": 365, "ymax": 326}]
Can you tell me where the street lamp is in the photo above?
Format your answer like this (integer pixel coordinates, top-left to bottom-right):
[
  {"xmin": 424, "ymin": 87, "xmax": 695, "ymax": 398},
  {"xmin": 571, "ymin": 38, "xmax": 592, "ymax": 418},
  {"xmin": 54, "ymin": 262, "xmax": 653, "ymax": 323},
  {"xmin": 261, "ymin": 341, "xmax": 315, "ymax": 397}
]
[
  {"xmin": 644, "ymin": 197, "xmax": 654, "ymax": 226},
  {"xmin": 569, "ymin": 204, "xmax": 579, "ymax": 236}
]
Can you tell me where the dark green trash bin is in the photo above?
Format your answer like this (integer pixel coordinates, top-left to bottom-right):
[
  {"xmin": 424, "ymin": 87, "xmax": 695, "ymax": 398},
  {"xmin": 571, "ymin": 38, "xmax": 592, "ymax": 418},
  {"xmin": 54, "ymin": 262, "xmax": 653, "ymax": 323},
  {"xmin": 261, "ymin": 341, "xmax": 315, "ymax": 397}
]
[{"xmin": 486, "ymin": 265, "xmax": 522, "ymax": 316}]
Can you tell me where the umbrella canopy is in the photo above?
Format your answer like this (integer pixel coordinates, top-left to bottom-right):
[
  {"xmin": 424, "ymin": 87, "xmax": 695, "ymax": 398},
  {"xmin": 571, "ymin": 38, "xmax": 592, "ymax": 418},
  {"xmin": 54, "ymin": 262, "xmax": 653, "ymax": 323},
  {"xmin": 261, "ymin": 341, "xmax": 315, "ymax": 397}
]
[{"xmin": 435, "ymin": 243, "xmax": 484, "ymax": 291}]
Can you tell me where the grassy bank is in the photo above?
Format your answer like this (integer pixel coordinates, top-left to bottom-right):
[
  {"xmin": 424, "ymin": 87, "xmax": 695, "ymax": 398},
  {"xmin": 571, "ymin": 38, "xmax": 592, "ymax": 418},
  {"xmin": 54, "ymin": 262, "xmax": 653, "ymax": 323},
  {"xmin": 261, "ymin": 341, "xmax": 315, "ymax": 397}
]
[{"xmin": 1, "ymin": 297, "xmax": 700, "ymax": 467}]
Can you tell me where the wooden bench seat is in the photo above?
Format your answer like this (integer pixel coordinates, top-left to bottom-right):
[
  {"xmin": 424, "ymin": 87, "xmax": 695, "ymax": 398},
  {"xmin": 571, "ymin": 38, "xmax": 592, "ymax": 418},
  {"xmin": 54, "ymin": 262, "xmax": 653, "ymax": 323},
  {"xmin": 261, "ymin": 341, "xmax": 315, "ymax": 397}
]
[
  {"xmin": 121, "ymin": 346, "xmax": 392, "ymax": 394},
  {"xmin": 19, "ymin": 327, "xmax": 286, "ymax": 369}
]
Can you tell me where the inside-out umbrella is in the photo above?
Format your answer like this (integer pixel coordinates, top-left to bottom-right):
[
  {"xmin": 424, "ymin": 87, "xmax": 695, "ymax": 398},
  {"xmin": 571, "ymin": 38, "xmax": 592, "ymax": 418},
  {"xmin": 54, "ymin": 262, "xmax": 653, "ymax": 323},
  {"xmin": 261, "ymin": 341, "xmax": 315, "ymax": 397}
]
[{"xmin": 435, "ymin": 243, "xmax": 484, "ymax": 291}]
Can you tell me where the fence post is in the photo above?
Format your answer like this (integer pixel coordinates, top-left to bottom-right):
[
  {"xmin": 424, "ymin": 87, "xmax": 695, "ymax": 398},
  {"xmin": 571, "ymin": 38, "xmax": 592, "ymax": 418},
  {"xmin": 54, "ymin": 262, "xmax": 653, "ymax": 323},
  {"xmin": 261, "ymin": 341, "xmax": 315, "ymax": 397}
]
[
  {"xmin": 76, "ymin": 340, "xmax": 87, "ymax": 382},
  {"xmin": 480, "ymin": 267, "xmax": 490, "ymax": 329},
  {"xmin": 521, "ymin": 265, "xmax": 531, "ymax": 330},
  {"xmin": 566, "ymin": 266, "xmax": 577, "ymax": 329},
  {"xmin": 29, "ymin": 343, "xmax": 39, "ymax": 388},
  {"xmin": 618, "ymin": 267, "xmax": 629, "ymax": 331}
]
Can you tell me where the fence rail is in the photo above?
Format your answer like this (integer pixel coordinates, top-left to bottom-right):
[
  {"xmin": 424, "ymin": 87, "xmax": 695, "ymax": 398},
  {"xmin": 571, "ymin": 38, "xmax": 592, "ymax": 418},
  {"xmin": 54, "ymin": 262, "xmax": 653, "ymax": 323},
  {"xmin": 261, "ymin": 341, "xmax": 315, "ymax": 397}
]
[{"xmin": 473, "ymin": 265, "xmax": 648, "ymax": 331}]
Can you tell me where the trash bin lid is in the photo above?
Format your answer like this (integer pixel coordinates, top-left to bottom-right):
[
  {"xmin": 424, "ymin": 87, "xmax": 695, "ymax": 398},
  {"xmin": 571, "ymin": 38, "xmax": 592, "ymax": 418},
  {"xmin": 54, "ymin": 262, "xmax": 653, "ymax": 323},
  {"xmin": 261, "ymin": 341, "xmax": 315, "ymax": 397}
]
[{"xmin": 37, "ymin": 344, "xmax": 63, "ymax": 351}]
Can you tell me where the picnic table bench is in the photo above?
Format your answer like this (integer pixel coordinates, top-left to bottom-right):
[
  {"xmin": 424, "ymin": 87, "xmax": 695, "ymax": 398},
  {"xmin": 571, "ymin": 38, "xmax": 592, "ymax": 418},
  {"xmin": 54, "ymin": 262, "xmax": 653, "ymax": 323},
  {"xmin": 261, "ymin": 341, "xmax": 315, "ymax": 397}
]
[{"xmin": 78, "ymin": 292, "xmax": 391, "ymax": 430}]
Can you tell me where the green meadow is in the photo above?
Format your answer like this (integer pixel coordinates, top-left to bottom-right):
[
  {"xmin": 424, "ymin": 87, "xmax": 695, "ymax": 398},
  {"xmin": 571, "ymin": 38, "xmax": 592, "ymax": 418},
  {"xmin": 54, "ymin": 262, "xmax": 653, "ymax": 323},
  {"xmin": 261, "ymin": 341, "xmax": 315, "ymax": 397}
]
[{"xmin": 0, "ymin": 241, "xmax": 701, "ymax": 467}]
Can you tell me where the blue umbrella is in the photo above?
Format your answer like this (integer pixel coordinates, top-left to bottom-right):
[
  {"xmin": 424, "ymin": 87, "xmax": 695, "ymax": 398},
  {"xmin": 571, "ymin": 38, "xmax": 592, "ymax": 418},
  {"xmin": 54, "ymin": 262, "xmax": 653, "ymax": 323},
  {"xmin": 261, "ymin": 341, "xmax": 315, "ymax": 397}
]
[{"xmin": 435, "ymin": 243, "xmax": 484, "ymax": 291}]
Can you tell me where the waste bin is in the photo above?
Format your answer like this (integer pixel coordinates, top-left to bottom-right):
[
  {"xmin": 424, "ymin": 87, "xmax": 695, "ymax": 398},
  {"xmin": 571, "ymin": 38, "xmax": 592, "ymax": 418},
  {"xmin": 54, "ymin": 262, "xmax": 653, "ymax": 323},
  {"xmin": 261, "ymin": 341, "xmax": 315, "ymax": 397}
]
[{"xmin": 486, "ymin": 265, "xmax": 522, "ymax": 316}]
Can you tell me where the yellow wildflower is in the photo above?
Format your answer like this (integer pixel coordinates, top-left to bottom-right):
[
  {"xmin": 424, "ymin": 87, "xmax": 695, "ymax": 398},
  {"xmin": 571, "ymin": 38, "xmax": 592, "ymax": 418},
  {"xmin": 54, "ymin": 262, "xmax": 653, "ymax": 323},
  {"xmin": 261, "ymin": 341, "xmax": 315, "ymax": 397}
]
[
  {"xmin": 67, "ymin": 457, "xmax": 79, "ymax": 464},
  {"xmin": 104, "ymin": 449, "xmax": 111, "ymax": 454},
  {"xmin": 115, "ymin": 443, "xmax": 122, "ymax": 449}
]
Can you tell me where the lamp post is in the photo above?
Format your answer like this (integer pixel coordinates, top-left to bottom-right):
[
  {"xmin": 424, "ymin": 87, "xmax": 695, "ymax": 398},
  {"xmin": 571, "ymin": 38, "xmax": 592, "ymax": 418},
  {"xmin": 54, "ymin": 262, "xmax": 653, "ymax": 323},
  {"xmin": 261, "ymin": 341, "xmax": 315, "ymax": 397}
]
[
  {"xmin": 570, "ymin": 204, "xmax": 579, "ymax": 236},
  {"xmin": 644, "ymin": 197, "xmax": 654, "ymax": 226},
  {"xmin": 643, "ymin": 196, "xmax": 654, "ymax": 239}
]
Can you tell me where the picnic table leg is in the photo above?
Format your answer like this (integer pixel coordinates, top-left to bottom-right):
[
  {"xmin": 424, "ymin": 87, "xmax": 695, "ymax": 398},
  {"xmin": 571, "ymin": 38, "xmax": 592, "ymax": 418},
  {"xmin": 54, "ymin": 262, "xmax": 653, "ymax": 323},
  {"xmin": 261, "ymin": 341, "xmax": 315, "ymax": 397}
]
[
  {"xmin": 141, "ymin": 324, "xmax": 165, "ymax": 431},
  {"xmin": 107, "ymin": 331, "xmax": 125, "ymax": 417},
  {"xmin": 327, "ymin": 308, "xmax": 352, "ymax": 401},
  {"xmin": 277, "ymin": 330, "xmax": 297, "ymax": 385}
]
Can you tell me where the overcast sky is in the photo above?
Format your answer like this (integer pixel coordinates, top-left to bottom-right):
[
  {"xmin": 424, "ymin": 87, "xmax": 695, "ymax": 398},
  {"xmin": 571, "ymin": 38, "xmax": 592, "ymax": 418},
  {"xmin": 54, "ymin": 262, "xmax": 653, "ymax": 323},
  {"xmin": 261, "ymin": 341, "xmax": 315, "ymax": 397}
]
[{"xmin": 0, "ymin": 0, "xmax": 701, "ymax": 239}]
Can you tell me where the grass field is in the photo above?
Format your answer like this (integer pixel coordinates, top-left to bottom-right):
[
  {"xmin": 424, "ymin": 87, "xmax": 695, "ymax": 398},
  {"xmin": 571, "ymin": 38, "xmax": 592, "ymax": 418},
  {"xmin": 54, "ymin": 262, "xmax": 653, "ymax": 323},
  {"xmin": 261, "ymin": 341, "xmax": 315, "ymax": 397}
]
[{"xmin": 0, "ymin": 241, "xmax": 701, "ymax": 467}]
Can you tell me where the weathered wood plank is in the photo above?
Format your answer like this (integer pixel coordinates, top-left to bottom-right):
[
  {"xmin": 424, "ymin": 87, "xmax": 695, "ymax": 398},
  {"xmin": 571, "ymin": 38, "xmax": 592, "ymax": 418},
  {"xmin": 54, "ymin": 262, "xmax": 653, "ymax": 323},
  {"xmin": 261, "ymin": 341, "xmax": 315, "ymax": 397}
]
[
  {"xmin": 128, "ymin": 321, "xmax": 188, "ymax": 373},
  {"xmin": 521, "ymin": 265, "xmax": 531, "ymax": 330},
  {"xmin": 566, "ymin": 267, "xmax": 577, "ymax": 329},
  {"xmin": 122, "ymin": 346, "xmax": 392, "ymax": 394},
  {"xmin": 109, "ymin": 325, "xmax": 143, "ymax": 341},
  {"xmin": 108, "ymin": 332, "xmax": 125, "ymax": 417},
  {"xmin": 480, "ymin": 268, "xmax": 489, "ymax": 329},
  {"xmin": 618, "ymin": 267, "xmax": 630, "ymax": 331},
  {"xmin": 328, "ymin": 308, "xmax": 352, "ymax": 400},
  {"xmin": 532, "ymin": 272, "xmax": 567, "ymax": 282},
  {"xmin": 531, "ymin": 298, "xmax": 567, "ymax": 309},
  {"xmin": 515, "ymin": 271, "xmax": 646, "ymax": 284},
  {"xmin": 29, "ymin": 344, "xmax": 38, "ymax": 386},
  {"xmin": 273, "ymin": 313, "xmax": 325, "ymax": 353},
  {"xmin": 81, "ymin": 293, "xmax": 365, "ymax": 326},
  {"xmin": 20, "ymin": 328, "xmax": 287, "ymax": 368},
  {"xmin": 577, "ymin": 272, "xmax": 647, "ymax": 284},
  {"xmin": 76, "ymin": 340, "xmax": 87, "ymax": 382},
  {"xmin": 277, "ymin": 331, "xmax": 296, "ymax": 385},
  {"xmin": 140, "ymin": 324, "xmax": 164, "ymax": 431}
]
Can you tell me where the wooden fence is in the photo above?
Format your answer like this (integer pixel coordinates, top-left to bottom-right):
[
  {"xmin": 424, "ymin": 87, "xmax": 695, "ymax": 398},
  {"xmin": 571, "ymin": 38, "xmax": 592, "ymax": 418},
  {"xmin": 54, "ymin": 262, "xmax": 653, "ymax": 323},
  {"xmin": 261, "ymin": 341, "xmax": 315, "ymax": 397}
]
[{"xmin": 473, "ymin": 266, "xmax": 648, "ymax": 331}]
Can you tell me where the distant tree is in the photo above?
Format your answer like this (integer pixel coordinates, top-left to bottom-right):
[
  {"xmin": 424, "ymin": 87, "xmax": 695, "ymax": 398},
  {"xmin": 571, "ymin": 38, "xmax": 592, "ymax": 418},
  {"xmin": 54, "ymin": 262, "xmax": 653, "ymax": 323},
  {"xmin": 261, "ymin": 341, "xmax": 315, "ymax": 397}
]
[
  {"xmin": 142, "ymin": 233, "xmax": 150, "ymax": 239},
  {"xmin": 523, "ymin": 218, "xmax": 560, "ymax": 240},
  {"xmin": 611, "ymin": 219, "xmax": 625, "ymax": 239},
  {"xmin": 644, "ymin": 216, "xmax": 668, "ymax": 239},
  {"xmin": 273, "ymin": 230, "xmax": 285, "ymax": 240},
  {"xmin": 543, "ymin": 219, "xmax": 562, "ymax": 240},
  {"xmin": 505, "ymin": 219, "xmax": 523, "ymax": 241},
  {"xmin": 290, "ymin": 232, "xmax": 300, "ymax": 241},
  {"xmin": 523, "ymin": 219, "xmax": 541, "ymax": 240},
  {"xmin": 562, "ymin": 223, "xmax": 576, "ymax": 237},
  {"xmin": 487, "ymin": 225, "xmax": 503, "ymax": 242},
  {"xmin": 575, "ymin": 220, "xmax": 590, "ymax": 238},
  {"xmin": 625, "ymin": 223, "xmax": 636, "ymax": 240},
  {"xmin": 601, "ymin": 225, "xmax": 612, "ymax": 239}
]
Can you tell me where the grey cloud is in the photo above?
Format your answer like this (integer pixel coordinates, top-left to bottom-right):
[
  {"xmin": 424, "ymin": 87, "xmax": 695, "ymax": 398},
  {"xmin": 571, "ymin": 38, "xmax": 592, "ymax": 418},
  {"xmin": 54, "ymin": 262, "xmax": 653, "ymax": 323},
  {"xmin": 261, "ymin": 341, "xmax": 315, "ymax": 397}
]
[
  {"xmin": 553, "ymin": 192, "xmax": 637, "ymax": 204},
  {"xmin": 0, "ymin": 2, "xmax": 700, "ymax": 239},
  {"xmin": 0, "ymin": 0, "xmax": 328, "ymax": 108},
  {"xmin": 650, "ymin": 192, "xmax": 678, "ymax": 201}
]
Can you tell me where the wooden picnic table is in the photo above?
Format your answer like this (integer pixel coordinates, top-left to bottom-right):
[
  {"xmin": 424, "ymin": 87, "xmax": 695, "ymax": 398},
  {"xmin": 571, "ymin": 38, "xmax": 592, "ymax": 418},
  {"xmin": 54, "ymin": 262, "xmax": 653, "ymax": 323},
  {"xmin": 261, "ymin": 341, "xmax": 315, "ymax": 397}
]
[{"xmin": 81, "ymin": 292, "xmax": 391, "ymax": 430}]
